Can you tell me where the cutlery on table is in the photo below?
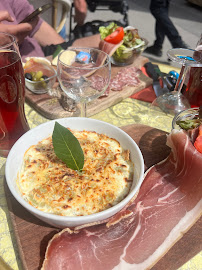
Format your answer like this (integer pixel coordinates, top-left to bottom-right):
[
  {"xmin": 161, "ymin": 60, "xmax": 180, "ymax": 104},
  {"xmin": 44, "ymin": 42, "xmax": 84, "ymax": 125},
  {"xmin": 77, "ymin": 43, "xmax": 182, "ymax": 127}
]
[{"xmin": 144, "ymin": 62, "xmax": 169, "ymax": 97}]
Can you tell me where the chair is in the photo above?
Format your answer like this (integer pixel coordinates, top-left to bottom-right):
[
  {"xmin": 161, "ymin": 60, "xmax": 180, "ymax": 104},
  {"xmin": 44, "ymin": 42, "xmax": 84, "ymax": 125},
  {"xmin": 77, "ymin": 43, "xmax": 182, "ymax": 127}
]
[{"xmin": 52, "ymin": 0, "xmax": 71, "ymax": 34}]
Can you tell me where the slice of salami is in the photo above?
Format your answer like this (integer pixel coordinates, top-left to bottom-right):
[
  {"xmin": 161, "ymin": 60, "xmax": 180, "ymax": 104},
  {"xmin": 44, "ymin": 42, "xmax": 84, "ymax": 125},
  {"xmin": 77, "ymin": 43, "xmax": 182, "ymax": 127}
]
[{"xmin": 110, "ymin": 66, "xmax": 141, "ymax": 91}]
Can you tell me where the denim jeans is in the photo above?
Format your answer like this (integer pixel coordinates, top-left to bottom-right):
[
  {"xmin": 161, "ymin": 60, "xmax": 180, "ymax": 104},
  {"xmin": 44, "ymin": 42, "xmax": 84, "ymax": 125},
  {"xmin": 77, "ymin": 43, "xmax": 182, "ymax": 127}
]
[{"xmin": 150, "ymin": 0, "xmax": 184, "ymax": 49}]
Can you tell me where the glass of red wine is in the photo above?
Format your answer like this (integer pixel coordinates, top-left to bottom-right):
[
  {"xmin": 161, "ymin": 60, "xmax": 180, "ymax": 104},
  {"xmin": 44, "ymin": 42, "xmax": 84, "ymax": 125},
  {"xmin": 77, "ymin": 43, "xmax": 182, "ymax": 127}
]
[{"xmin": 0, "ymin": 32, "xmax": 29, "ymax": 157}]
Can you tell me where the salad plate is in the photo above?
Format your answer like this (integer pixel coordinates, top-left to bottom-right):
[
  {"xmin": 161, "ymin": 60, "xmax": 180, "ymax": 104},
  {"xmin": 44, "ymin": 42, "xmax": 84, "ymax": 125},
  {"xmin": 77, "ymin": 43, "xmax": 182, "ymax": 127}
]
[
  {"xmin": 111, "ymin": 37, "xmax": 148, "ymax": 66},
  {"xmin": 99, "ymin": 23, "xmax": 148, "ymax": 66}
]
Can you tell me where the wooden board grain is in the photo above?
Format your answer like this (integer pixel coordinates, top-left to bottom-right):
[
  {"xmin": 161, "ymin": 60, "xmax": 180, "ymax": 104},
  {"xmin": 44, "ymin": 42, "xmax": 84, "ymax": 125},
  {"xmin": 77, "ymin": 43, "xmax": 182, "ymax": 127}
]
[
  {"xmin": 25, "ymin": 56, "xmax": 152, "ymax": 120},
  {"xmin": 4, "ymin": 124, "xmax": 201, "ymax": 270}
]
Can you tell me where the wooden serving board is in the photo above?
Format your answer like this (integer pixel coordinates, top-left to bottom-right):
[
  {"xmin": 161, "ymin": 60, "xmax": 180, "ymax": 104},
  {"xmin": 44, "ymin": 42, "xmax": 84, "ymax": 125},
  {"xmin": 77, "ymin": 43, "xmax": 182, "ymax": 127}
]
[
  {"xmin": 25, "ymin": 56, "xmax": 152, "ymax": 120},
  {"xmin": 4, "ymin": 124, "xmax": 201, "ymax": 270}
]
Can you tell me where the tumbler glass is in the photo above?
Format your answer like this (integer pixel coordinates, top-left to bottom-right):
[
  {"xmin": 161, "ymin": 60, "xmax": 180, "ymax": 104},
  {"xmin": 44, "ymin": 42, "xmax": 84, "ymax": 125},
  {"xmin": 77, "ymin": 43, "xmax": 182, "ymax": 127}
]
[{"xmin": 0, "ymin": 32, "xmax": 29, "ymax": 157}]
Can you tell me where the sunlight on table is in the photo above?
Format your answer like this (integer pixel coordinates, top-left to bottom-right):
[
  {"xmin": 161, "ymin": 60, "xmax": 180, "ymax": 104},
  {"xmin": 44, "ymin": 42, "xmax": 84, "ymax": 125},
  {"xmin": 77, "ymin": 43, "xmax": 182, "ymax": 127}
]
[{"xmin": 0, "ymin": 66, "xmax": 201, "ymax": 269}]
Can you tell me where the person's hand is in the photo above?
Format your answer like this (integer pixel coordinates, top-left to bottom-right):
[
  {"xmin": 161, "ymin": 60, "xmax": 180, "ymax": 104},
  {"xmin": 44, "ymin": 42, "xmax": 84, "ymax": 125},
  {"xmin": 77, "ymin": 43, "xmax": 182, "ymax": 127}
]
[
  {"xmin": 0, "ymin": 10, "xmax": 14, "ymax": 22},
  {"xmin": 0, "ymin": 11, "xmax": 39, "ymax": 45}
]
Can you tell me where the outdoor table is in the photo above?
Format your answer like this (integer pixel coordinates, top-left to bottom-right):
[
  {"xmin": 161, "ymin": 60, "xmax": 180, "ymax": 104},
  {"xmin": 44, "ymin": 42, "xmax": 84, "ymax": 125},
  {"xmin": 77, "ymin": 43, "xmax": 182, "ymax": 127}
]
[{"xmin": 0, "ymin": 35, "xmax": 201, "ymax": 270}]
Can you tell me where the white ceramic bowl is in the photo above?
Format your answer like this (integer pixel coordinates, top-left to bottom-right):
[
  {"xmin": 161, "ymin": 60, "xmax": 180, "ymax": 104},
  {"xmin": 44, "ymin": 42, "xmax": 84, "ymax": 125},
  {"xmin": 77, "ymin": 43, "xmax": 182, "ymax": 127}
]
[
  {"xmin": 24, "ymin": 57, "xmax": 57, "ymax": 94},
  {"xmin": 5, "ymin": 118, "xmax": 144, "ymax": 228}
]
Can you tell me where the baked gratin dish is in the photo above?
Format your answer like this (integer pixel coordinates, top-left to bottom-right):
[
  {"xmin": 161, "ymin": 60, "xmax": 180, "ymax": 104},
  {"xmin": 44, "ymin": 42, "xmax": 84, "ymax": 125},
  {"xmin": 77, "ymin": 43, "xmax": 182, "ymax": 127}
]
[{"xmin": 17, "ymin": 130, "xmax": 134, "ymax": 216}]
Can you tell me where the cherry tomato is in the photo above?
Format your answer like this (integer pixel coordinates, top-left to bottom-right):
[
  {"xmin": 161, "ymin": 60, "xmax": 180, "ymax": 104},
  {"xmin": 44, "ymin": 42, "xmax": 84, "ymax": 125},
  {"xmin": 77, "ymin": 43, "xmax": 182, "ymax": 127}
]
[
  {"xmin": 104, "ymin": 27, "xmax": 124, "ymax": 44},
  {"xmin": 194, "ymin": 125, "xmax": 202, "ymax": 153},
  {"xmin": 194, "ymin": 135, "xmax": 202, "ymax": 153}
]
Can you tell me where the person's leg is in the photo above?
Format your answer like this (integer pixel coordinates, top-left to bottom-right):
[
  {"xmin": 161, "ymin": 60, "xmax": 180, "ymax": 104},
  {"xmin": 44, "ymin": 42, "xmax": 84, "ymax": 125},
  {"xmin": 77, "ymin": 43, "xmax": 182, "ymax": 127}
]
[
  {"xmin": 151, "ymin": 0, "xmax": 186, "ymax": 48},
  {"xmin": 154, "ymin": 20, "xmax": 165, "ymax": 49},
  {"xmin": 145, "ymin": 0, "xmax": 165, "ymax": 56}
]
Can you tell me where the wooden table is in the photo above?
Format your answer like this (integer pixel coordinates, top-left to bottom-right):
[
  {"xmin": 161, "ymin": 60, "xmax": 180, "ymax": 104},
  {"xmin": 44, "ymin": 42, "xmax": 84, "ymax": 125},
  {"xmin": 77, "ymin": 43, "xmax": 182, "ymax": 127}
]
[
  {"xmin": 4, "ymin": 124, "xmax": 202, "ymax": 270},
  {"xmin": 0, "ymin": 35, "xmax": 201, "ymax": 270},
  {"xmin": 25, "ymin": 34, "xmax": 152, "ymax": 120}
]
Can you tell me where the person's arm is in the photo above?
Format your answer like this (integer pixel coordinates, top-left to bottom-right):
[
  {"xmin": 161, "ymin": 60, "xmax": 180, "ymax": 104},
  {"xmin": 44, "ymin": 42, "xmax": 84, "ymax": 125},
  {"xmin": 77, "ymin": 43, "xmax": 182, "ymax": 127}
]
[
  {"xmin": 33, "ymin": 20, "xmax": 64, "ymax": 47},
  {"xmin": 74, "ymin": 0, "xmax": 87, "ymax": 26},
  {"xmin": 0, "ymin": 10, "xmax": 37, "ymax": 45},
  {"xmin": 12, "ymin": 0, "xmax": 43, "ymax": 37}
]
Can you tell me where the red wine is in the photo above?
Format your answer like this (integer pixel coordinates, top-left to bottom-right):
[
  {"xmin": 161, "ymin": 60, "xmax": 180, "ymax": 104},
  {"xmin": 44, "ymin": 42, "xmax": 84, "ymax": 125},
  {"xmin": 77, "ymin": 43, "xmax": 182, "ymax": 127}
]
[
  {"xmin": 182, "ymin": 67, "xmax": 202, "ymax": 107},
  {"xmin": 0, "ymin": 50, "xmax": 29, "ymax": 157}
]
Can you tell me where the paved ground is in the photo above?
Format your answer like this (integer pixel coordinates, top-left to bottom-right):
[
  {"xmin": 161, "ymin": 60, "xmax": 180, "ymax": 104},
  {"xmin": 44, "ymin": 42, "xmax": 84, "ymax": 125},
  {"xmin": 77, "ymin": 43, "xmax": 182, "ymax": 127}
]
[
  {"xmin": 84, "ymin": 0, "xmax": 202, "ymax": 65},
  {"xmin": 30, "ymin": 0, "xmax": 202, "ymax": 65}
]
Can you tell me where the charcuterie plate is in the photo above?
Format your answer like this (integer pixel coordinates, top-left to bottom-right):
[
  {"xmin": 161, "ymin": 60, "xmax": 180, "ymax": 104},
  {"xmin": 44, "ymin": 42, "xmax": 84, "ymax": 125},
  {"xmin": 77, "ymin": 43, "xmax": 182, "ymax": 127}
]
[
  {"xmin": 25, "ymin": 56, "xmax": 152, "ymax": 120},
  {"xmin": 4, "ymin": 124, "xmax": 201, "ymax": 270}
]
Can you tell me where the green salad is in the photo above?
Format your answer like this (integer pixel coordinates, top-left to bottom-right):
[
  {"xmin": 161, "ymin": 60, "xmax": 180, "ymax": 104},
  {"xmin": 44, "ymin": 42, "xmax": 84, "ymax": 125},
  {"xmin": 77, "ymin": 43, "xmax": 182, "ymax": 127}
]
[{"xmin": 99, "ymin": 22, "xmax": 145, "ymax": 63}]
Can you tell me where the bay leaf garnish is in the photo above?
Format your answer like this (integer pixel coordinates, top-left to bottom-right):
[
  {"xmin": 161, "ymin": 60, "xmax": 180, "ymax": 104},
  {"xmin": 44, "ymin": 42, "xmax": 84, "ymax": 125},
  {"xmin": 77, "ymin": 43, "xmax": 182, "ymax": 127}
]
[{"xmin": 52, "ymin": 122, "xmax": 84, "ymax": 171}]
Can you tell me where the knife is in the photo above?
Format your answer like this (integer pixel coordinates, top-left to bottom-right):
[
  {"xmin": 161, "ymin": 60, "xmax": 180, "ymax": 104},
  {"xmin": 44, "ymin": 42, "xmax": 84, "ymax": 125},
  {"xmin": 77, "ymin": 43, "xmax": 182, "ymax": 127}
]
[{"xmin": 144, "ymin": 62, "xmax": 169, "ymax": 97}]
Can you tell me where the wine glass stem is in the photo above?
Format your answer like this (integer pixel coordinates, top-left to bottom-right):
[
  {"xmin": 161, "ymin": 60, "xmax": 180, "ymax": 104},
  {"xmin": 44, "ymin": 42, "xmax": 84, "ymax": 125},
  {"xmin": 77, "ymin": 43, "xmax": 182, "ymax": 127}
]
[
  {"xmin": 80, "ymin": 102, "xmax": 87, "ymax": 117},
  {"xmin": 174, "ymin": 64, "xmax": 189, "ymax": 94}
]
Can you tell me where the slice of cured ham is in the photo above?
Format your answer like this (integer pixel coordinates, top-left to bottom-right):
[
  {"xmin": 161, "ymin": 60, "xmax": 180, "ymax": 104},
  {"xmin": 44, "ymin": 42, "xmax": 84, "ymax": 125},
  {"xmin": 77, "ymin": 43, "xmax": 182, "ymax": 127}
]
[
  {"xmin": 99, "ymin": 40, "xmax": 123, "ymax": 59},
  {"xmin": 42, "ymin": 128, "xmax": 202, "ymax": 270}
]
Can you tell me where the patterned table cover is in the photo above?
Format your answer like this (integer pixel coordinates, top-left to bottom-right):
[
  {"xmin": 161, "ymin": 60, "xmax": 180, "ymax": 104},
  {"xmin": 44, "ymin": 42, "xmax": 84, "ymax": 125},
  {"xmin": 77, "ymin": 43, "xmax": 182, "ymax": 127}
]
[{"xmin": 0, "ymin": 63, "xmax": 201, "ymax": 269}]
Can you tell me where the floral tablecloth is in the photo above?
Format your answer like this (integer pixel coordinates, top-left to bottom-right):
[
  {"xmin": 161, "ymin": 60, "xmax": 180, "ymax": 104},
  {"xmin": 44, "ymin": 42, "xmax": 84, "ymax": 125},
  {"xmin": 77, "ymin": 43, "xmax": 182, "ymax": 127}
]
[{"xmin": 0, "ymin": 63, "xmax": 201, "ymax": 269}]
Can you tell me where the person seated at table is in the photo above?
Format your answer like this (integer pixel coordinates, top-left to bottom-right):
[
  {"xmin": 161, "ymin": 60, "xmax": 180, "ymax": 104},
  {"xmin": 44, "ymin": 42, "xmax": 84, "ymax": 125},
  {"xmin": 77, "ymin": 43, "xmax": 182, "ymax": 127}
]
[{"xmin": 0, "ymin": 0, "xmax": 79, "ymax": 61}]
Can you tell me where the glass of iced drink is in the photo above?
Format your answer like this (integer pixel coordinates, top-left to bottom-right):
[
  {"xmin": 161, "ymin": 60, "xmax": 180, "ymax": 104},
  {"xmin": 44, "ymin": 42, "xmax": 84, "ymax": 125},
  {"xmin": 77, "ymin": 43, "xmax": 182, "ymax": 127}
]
[
  {"xmin": 181, "ymin": 49, "xmax": 202, "ymax": 107},
  {"xmin": 0, "ymin": 32, "xmax": 29, "ymax": 157}
]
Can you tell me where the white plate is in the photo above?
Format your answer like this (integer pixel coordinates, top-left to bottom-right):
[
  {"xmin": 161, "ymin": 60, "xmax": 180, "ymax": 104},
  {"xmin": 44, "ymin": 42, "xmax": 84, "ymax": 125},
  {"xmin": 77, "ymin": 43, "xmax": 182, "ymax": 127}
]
[{"xmin": 5, "ymin": 118, "xmax": 144, "ymax": 228}]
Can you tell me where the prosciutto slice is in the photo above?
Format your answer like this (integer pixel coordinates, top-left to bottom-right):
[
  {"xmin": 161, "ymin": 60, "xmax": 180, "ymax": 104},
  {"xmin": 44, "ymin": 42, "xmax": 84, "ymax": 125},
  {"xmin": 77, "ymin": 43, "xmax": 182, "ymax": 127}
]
[
  {"xmin": 98, "ymin": 40, "xmax": 123, "ymax": 59},
  {"xmin": 42, "ymin": 128, "xmax": 202, "ymax": 270}
]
